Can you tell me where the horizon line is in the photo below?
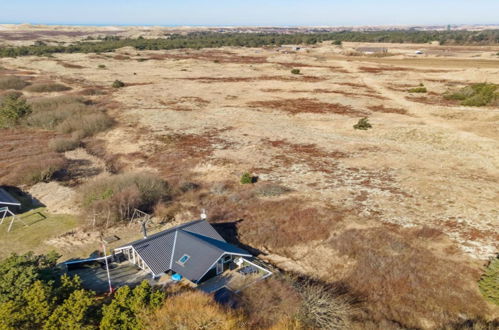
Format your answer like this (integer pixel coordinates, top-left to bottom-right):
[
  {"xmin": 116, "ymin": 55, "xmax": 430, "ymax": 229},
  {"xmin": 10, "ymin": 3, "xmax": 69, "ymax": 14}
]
[{"xmin": 1, "ymin": 22, "xmax": 499, "ymax": 29}]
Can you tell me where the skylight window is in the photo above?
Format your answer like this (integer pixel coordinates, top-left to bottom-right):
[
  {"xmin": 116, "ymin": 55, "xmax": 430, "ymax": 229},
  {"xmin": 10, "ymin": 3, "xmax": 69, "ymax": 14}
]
[{"xmin": 177, "ymin": 254, "xmax": 190, "ymax": 265}]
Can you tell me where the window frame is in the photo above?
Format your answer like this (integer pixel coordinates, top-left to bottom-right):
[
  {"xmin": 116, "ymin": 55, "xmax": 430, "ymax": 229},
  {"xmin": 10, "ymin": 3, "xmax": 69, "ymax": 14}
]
[{"xmin": 177, "ymin": 254, "xmax": 190, "ymax": 266}]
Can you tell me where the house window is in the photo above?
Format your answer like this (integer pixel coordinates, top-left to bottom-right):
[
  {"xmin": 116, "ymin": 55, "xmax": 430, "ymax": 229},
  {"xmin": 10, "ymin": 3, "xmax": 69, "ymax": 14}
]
[{"xmin": 177, "ymin": 254, "xmax": 190, "ymax": 266}]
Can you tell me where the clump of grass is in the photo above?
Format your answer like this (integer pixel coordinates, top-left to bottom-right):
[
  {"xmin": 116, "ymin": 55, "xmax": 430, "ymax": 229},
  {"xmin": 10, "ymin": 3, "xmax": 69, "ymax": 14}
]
[
  {"xmin": 112, "ymin": 80, "xmax": 125, "ymax": 88},
  {"xmin": 0, "ymin": 94, "xmax": 31, "ymax": 128},
  {"xmin": 56, "ymin": 112, "xmax": 113, "ymax": 137},
  {"xmin": 291, "ymin": 69, "xmax": 301, "ymax": 75},
  {"xmin": 240, "ymin": 172, "xmax": 253, "ymax": 184},
  {"xmin": 353, "ymin": 117, "xmax": 372, "ymax": 130},
  {"xmin": 444, "ymin": 83, "xmax": 498, "ymax": 106},
  {"xmin": 98, "ymin": 64, "xmax": 106, "ymax": 69},
  {"xmin": 11, "ymin": 155, "xmax": 67, "ymax": 185},
  {"xmin": 79, "ymin": 172, "xmax": 171, "ymax": 227},
  {"xmin": 24, "ymin": 83, "xmax": 71, "ymax": 93},
  {"xmin": 479, "ymin": 257, "xmax": 499, "ymax": 305},
  {"xmin": 254, "ymin": 183, "xmax": 291, "ymax": 197},
  {"xmin": 27, "ymin": 95, "xmax": 112, "ymax": 136},
  {"xmin": 408, "ymin": 86, "xmax": 427, "ymax": 93},
  {"xmin": 0, "ymin": 76, "xmax": 29, "ymax": 90},
  {"xmin": 49, "ymin": 137, "xmax": 81, "ymax": 152}
]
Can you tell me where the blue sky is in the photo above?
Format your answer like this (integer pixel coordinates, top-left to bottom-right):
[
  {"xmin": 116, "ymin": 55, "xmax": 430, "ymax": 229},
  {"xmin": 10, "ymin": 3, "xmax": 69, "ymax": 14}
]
[{"xmin": 1, "ymin": 0, "xmax": 498, "ymax": 26}]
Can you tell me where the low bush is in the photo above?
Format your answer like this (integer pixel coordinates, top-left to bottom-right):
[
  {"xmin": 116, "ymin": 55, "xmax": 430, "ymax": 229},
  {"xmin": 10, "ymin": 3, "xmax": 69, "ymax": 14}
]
[
  {"xmin": 49, "ymin": 137, "xmax": 80, "ymax": 152},
  {"xmin": 56, "ymin": 112, "xmax": 113, "ymax": 137},
  {"xmin": 112, "ymin": 80, "xmax": 125, "ymax": 88},
  {"xmin": 0, "ymin": 90, "xmax": 23, "ymax": 102},
  {"xmin": 240, "ymin": 276, "xmax": 303, "ymax": 328},
  {"xmin": 291, "ymin": 69, "xmax": 301, "ymax": 75},
  {"xmin": 10, "ymin": 155, "xmax": 67, "ymax": 185},
  {"xmin": 24, "ymin": 83, "xmax": 71, "ymax": 93},
  {"xmin": 240, "ymin": 172, "xmax": 253, "ymax": 184},
  {"xmin": 0, "ymin": 94, "xmax": 31, "ymax": 128},
  {"xmin": 444, "ymin": 83, "xmax": 498, "ymax": 106},
  {"xmin": 479, "ymin": 257, "xmax": 499, "ymax": 305},
  {"xmin": 408, "ymin": 86, "xmax": 427, "ymax": 93},
  {"xmin": 98, "ymin": 64, "xmax": 106, "ymax": 69},
  {"xmin": 297, "ymin": 280, "xmax": 353, "ymax": 330},
  {"xmin": 27, "ymin": 96, "xmax": 113, "ymax": 136},
  {"xmin": 0, "ymin": 76, "xmax": 29, "ymax": 90},
  {"xmin": 79, "ymin": 172, "xmax": 171, "ymax": 227},
  {"xmin": 353, "ymin": 117, "xmax": 372, "ymax": 130}
]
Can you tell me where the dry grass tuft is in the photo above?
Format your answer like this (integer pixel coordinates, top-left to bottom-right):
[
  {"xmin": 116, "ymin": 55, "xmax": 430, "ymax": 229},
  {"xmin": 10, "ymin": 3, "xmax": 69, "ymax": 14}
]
[
  {"xmin": 159, "ymin": 96, "xmax": 210, "ymax": 111},
  {"xmin": 144, "ymin": 290, "xmax": 244, "ymax": 330},
  {"xmin": 248, "ymin": 98, "xmax": 366, "ymax": 116},
  {"xmin": 24, "ymin": 82, "xmax": 71, "ymax": 93},
  {"xmin": 367, "ymin": 104, "xmax": 408, "ymax": 115},
  {"xmin": 0, "ymin": 128, "xmax": 67, "ymax": 185},
  {"xmin": 0, "ymin": 76, "xmax": 29, "ymax": 90}
]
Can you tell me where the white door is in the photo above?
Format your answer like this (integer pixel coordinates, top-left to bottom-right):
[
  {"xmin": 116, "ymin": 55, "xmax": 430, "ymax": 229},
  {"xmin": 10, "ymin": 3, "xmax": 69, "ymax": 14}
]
[{"xmin": 216, "ymin": 259, "xmax": 224, "ymax": 275}]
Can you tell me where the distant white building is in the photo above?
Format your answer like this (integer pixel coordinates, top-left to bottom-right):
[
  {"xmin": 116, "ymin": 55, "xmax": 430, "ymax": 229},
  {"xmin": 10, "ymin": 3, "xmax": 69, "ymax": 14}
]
[{"xmin": 356, "ymin": 47, "xmax": 388, "ymax": 55}]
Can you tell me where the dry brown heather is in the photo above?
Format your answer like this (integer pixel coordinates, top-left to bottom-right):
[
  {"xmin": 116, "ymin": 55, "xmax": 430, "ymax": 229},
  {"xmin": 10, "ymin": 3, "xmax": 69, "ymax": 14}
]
[{"xmin": 1, "ymin": 41, "xmax": 499, "ymax": 327}]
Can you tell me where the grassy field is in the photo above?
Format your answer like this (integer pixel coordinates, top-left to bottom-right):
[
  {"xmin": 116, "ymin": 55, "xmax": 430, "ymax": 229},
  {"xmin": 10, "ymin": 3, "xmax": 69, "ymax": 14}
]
[{"xmin": 0, "ymin": 207, "xmax": 77, "ymax": 259}]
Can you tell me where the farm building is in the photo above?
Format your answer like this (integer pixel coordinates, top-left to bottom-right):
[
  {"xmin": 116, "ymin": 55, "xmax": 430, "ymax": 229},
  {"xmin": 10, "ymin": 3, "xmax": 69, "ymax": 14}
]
[
  {"xmin": 114, "ymin": 219, "xmax": 254, "ymax": 284},
  {"xmin": 356, "ymin": 47, "xmax": 388, "ymax": 54}
]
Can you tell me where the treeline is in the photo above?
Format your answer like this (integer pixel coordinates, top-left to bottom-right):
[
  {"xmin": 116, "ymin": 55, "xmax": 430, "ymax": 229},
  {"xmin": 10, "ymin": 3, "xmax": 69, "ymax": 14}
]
[{"xmin": 1, "ymin": 30, "xmax": 498, "ymax": 57}]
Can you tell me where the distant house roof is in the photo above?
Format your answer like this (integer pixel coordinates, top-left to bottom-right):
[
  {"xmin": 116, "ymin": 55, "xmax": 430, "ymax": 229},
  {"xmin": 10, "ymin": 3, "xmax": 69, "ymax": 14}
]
[
  {"xmin": 116, "ymin": 220, "xmax": 251, "ymax": 282},
  {"xmin": 0, "ymin": 188, "xmax": 21, "ymax": 207}
]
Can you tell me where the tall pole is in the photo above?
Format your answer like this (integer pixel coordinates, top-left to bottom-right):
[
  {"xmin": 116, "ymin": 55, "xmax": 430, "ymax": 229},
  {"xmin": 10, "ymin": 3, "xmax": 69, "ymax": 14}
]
[{"xmin": 102, "ymin": 242, "xmax": 113, "ymax": 294}]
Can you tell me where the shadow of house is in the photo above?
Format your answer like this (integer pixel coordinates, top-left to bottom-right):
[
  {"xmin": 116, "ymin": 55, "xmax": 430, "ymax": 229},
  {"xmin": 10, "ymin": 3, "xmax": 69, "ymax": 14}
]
[
  {"xmin": 212, "ymin": 220, "xmax": 263, "ymax": 256},
  {"xmin": 0, "ymin": 186, "xmax": 44, "ymax": 213}
]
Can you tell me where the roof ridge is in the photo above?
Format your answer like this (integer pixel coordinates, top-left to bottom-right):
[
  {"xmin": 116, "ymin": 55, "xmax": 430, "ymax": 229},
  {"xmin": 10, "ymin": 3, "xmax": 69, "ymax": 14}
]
[
  {"xmin": 177, "ymin": 229, "xmax": 226, "ymax": 252},
  {"xmin": 126, "ymin": 219, "xmax": 205, "ymax": 247}
]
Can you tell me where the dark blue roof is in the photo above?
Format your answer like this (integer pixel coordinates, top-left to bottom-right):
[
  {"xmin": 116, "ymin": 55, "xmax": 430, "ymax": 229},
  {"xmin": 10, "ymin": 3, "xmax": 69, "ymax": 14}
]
[{"xmin": 116, "ymin": 220, "xmax": 251, "ymax": 281}]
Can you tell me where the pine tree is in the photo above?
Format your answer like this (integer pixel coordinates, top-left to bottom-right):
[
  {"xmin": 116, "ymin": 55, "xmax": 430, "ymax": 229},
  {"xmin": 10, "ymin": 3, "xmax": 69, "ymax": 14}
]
[{"xmin": 44, "ymin": 290, "xmax": 95, "ymax": 330}]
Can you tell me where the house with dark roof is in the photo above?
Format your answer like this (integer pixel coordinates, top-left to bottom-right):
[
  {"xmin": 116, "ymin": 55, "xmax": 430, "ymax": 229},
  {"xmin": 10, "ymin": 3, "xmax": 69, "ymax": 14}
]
[
  {"xmin": 0, "ymin": 187, "xmax": 21, "ymax": 210},
  {"xmin": 114, "ymin": 220, "xmax": 252, "ymax": 284}
]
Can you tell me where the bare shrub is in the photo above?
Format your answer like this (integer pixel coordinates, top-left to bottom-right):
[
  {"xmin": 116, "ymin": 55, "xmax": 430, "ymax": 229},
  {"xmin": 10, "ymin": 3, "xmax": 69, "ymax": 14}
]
[
  {"xmin": 297, "ymin": 281, "xmax": 353, "ymax": 330},
  {"xmin": 49, "ymin": 137, "xmax": 80, "ymax": 152},
  {"xmin": 79, "ymin": 172, "xmax": 171, "ymax": 227},
  {"xmin": 240, "ymin": 276, "xmax": 303, "ymax": 328},
  {"xmin": 0, "ymin": 76, "xmax": 29, "ymax": 90},
  {"xmin": 9, "ymin": 155, "xmax": 67, "ymax": 185},
  {"xmin": 56, "ymin": 112, "xmax": 113, "ymax": 137},
  {"xmin": 144, "ymin": 290, "xmax": 244, "ymax": 330},
  {"xmin": 24, "ymin": 83, "xmax": 71, "ymax": 93},
  {"xmin": 330, "ymin": 227, "xmax": 491, "ymax": 328}
]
